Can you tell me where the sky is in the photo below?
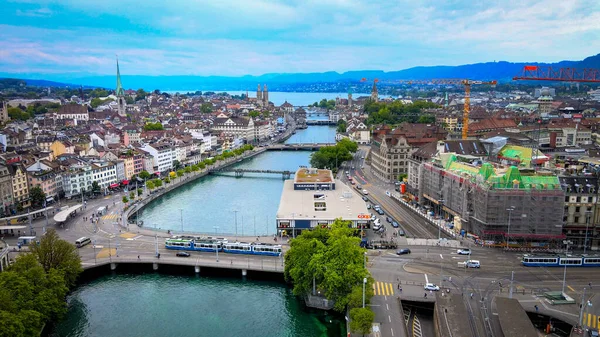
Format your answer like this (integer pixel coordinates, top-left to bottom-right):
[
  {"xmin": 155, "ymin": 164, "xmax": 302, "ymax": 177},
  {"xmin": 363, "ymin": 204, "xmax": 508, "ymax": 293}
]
[{"xmin": 0, "ymin": 0, "xmax": 599, "ymax": 80}]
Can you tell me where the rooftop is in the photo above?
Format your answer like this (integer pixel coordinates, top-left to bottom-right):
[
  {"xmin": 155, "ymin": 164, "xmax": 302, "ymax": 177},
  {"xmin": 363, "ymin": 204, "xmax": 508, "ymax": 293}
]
[
  {"xmin": 294, "ymin": 168, "xmax": 333, "ymax": 183},
  {"xmin": 277, "ymin": 179, "xmax": 370, "ymax": 221}
]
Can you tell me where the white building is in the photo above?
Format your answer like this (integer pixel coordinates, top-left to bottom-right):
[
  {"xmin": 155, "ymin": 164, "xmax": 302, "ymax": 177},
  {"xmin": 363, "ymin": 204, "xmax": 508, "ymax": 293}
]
[
  {"xmin": 210, "ymin": 117, "xmax": 254, "ymax": 142},
  {"xmin": 140, "ymin": 143, "xmax": 175, "ymax": 173}
]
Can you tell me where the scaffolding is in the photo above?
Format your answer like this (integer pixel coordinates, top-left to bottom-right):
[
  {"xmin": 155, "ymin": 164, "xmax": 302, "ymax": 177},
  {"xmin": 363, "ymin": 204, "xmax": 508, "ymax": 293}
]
[{"xmin": 421, "ymin": 155, "xmax": 565, "ymax": 247}]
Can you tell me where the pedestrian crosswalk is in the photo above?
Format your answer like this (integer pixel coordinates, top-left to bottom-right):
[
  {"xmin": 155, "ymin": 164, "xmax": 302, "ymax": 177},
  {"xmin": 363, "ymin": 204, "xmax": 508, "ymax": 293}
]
[
  {"xmin": 102, "ymin": 214, "xmax": 119, "ymax": 220},
  {"xmin": 373, "ymin": 281, "xmax": 395, "ymax": 296},
  {"xmin": 583, "ymin": 313, "xmax": 600, "ymax": 329}
]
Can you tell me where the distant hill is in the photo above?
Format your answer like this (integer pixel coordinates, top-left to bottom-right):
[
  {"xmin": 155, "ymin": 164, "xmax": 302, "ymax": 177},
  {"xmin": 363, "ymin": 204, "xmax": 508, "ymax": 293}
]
[{"xmin": 5, "ymin": 54, "xmax": 600, "ymax": 91}]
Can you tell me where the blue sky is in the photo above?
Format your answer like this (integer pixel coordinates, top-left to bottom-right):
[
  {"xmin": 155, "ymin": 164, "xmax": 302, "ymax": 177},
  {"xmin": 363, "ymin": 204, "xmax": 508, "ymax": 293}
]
[{"xmin": 0, "ymin": 0, "xmax": 599, "ymax": 80}]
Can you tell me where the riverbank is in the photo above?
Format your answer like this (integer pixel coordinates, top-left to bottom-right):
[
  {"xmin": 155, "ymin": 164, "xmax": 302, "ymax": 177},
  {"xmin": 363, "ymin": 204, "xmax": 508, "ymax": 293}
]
[{"xmin": 123, "ymin": 147, "xmax": 268, "ymax": 232}]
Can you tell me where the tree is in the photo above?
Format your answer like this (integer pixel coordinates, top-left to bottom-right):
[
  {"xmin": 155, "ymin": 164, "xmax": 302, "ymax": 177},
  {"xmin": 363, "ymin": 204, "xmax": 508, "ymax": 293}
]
[
  {"xmin": 284, "ymin": 219, "xmax": 372, "ymax": 313},
  {"xmin": 152, "ymin": 179, "xmax": 163, "ymax": 188},
  {"xmin": 146, "ymin": 180, "xmax": 155, "ymax": 190},
  {"xmin": 309, "ymin": 140, "xmax": 356, "ymax": 171},
  {"xmin": 129, "ymin": 191, "xmax": 135, "ymax": 200},
  {"xmin": 122, "ymin": 196, "xmax": 129, "ymax": 203},
  {"xmin": 7, "ymin": 107, "xmax": 30, "ymax": 121},
  {"xmin": 137, "ymin": 188, "xmax": 143, "ymax": 197},
  {"xmin": 199, "ymin": 162, "xmax": 206, "ymax": 170},
  {"xmin": 29, "ymin": 229, "xmax": 82, "ymax": 287},
  {"xmin": 337, "ymin": 119, "xmax": 347, "ymax": 133},
  {"xmin": 91, "ymin": 181, "xmax": 100, "ymax": 193},
  {"xmin": 135, "ymin": 88, "xmax": 148, "ymax": 101},
  {"xmin": 173, "ymin": 160, "xmax": 182, "ymax": 170},
  {"xmin": 164, "ymin": 177, "xmax": 170, "ymax": 184},
  {"xmin": 29, "ymin": 186, "xmax": 46, "ymax": 208},
  {"xmin": 184, "ymin": 166, "xmax": 192, "ymax": 174},
  {"xmin": 200, "ymin": 103, "xmax": 213, "ymax": 114},
  {"xmin": 349, "ymin": 307, "xmax": 375, "ymax": 335},
  {"xmin": 176, "ymin": 170, "xmax": 184, "ymax": 177},
  {"xmin": 191, "ymin": 164, "xmax": 199, "ymax": 172},
  {"xmin": 398, "ymin": 173, "xmax": 407, "ymax": 182},
  {"xmin": 248, "ymin": 110, "xmax": 260, "ymax": 118},
  {"xmin": 90, "ymin": 97, "xmax": 113, "ymax": 108},
  {"xmin": 143, "ymin": 122, "xmax": 164, "ymax": 131},
  {"xmin": 139, "ymin": 170, "xmax": 151, "ymax": 180},
  {"xmin": 169, "ymin": 171, "xmax": 177, "ymax": 179}
]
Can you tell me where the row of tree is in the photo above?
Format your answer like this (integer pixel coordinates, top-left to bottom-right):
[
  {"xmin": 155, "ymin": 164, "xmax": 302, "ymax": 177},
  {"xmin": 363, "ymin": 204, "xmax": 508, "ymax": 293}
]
[
  {"xmin": 0, "ymin": 229, "xmax": 83, "ymax": 337},
  {"xmin": 284, "ymin": 219, "xmax": 375, "ymax": 335},
  {"xmin": 310, "ymin": 99, "xmax": 336, "ymax": 110},
  {"xmin": 309, "ymin": 139, "xmax": 358, "ymax": 172},
  {"xmin": 142, "ymin": 144, "xmax": 254, "ymax": 191},
  {"xmin": 363, "ymin": 99, "xmax": 438, "ymax": 125}
]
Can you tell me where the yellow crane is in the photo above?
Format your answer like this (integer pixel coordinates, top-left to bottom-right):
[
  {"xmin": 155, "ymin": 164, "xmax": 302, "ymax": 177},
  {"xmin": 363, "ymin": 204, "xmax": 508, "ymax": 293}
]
[{"xmin": 360, "ymin": 78, "xmax": 497, "ymax": 139}]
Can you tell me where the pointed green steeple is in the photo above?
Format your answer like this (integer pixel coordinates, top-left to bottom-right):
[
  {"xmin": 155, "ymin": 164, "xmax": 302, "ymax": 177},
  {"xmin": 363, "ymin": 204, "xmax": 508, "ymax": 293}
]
[{"xmin": 116, "ymin": 56, "xmax": 125, "ymax": 97}]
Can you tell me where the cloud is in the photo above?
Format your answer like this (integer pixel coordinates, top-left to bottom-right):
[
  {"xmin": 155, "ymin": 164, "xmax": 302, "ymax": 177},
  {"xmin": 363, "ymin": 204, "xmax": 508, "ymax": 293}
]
[
  {"xmin": 1, "ymin": 0, "xmax": 599, "ymax": 77},
  {"xmin": 15, "ymin": 7, "xmax": 52, "ymax": 17}
]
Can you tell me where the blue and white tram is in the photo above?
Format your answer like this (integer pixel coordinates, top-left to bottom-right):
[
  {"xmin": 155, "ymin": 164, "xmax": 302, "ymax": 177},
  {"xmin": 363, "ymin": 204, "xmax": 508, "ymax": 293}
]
[
  {"xmin": 522, "ymin": 254, "xmax": 600, "ymax": 267},
  {"xmin": 193, "ymin": 240, "xmax": 221, "ymax": 252},
  {"xmin": 223, "ymin": 242, "xmax": 252, "ymax": 254},
  {"xmin": 252, "ymin": 244, "xmax": 282, "ymax": 256},
  {"xmin": 165, "ymin": 238, "xmax": 193, "ymax": 250}
]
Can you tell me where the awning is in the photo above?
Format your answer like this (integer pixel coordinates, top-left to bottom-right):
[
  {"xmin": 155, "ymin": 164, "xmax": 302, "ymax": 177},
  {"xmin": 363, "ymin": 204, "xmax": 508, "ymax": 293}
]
[
  {"xmin": 0, "ymin": 225, "xmax": 27, "ymax": 230},
  {"xmin": 109, "ymin": 183, "xmax": 119, "ymax": 188},
  {"xmin": 154, "ymin": 172, "xmax": 160, "ymax": 175},
  {"xmin": 121, "ymin": 180, "xmax": 129, "ymax": 185},
  {"xmin": 53, "ymin": 205, "xmax": 83, "ymax": 222}
]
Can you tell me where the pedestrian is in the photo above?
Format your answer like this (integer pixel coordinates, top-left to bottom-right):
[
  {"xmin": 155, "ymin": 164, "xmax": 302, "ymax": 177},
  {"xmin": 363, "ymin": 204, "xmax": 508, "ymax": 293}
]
[
  {"xmin": 534, "ymin": 305, "xmax": 539, "ymax": 312},
  {"xmin": 399, "ymin": 286, "xmax": 402, "ymax": 293},
  {"xmin": 398, "ymin": 283, "xmax": 400, "ymax": 290},
  {"xmin": 470, "ymin": 292, "xmax": 474, "ymax": 299},
  {"xmin": 589, "ymin": 282, "xmax": 593, "ymax": 289},
  {"xmin": 424, "ymin": 293, "xmax": 427, "ymax": 298},
  {"xmin": 138, "ymin": 255, "xmax": 140, "ymax": 259}
]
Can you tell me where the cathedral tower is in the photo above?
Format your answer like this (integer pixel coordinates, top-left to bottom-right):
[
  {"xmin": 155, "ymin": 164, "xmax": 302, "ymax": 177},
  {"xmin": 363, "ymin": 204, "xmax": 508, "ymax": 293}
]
[
  {"xmin": 371, "ymin": 81, "xmax": 379, "ymax": 102},
  {"xmin": 263, "ymin": 84, "xmax": 269, "ymax": 106},
  {"xmin": 256, "ymin": 84, "xmax": 262, "ymax": 103}
]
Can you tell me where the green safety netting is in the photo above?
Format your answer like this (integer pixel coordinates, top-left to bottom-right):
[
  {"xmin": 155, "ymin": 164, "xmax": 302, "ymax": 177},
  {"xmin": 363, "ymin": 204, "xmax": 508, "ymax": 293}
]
[{"xmin": 498, "ymin": 145, "xmax": 533, "ymax": 167}]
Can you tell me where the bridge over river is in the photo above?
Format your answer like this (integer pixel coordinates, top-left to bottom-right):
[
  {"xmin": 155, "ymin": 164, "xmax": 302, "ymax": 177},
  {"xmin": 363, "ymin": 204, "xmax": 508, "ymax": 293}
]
[
  {"xmin": 209, "ymin": 168, "xmax": 295, "ymax": 179},
  {"xmin": 267, "ymin": 143, "xmax": 335, "ymax": 151}
]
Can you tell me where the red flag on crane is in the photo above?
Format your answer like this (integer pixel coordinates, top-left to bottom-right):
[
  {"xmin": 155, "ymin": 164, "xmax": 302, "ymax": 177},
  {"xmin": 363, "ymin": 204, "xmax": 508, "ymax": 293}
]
[{"xmin": 524, "ymin": 65, "xmax": 538, "ymax": 71}]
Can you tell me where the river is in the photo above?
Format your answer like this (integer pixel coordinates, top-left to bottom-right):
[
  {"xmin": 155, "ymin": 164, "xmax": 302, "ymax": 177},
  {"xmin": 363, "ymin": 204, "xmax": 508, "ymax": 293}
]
[
  {"xmin": 137, "ymin": 125, "xmax": 336, "ymax": 236},
  {"xmin": 49, "ymin": 274, "xmax": 345, "ymax": 337}
]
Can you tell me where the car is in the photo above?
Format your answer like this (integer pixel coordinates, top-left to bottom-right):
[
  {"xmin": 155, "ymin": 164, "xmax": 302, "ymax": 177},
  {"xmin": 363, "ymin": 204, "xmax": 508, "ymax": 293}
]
[
  {"xmin": 392, "ymin": 221, "xmax": 399, "ymax": 228},
  {"xmin": 361, "ymin": 156, "xmax": 365, "ymax": 159},
  {"xmin": 457, "ymin": 248, "xmax": 471, "ymax": 255},
  {"xmin": 397, "ymin": 229, "xmax": 406, "ymax": 236},
  {"xmin": 377, "ymin": 209, "xmax": 385, "ymax": 215},
  {"xmin": 362, "ymin": 196, "xmax": 369, "ymax": 201},
  {"xmin": 396, "ymin": 248, "xmax": 411, "ymax": 255},
  {"xmin": 362, "ymin": 189, "xmax": 369, "ymax": 195},
  {"xmin": 356, "ymin": 184, "xmax": 362, "ymax": 190},
  {"xmin": 352, "ymin": 166, "xmax": 355, "ymax": 169},
  {"xmin": 386, "ymin": 216, "xmax": 392, "ymax": 223},
  {"xmin": 345, "ymin": 171, "xmax": 349, "ymax": 174},
  {"xmin": 373, "ymin": 205, "xmax": 381, "ymax": 210},
  {"xmin": 465, "ymin": 260, "xmax": 480, "ymax": 268},
  {"xmin": 424, "ymin": 283, "xmax": 440, "ymax": 291},
  {"xmin": 588, "ymin": 329, "xmax": 599, "ymax": 337},
  {"xmin": 176, "ymin": 251, "xmax": 191, "ymax": 257},
  {"xmin": 366, "ymin": 204, "xmax": 371, "ymax": 209}
]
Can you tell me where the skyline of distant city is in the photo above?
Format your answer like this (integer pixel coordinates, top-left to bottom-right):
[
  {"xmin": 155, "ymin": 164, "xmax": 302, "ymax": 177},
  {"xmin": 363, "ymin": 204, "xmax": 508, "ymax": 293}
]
[{"xmin": 1, "ymin": 0, "xmax": 599, "ymax": 79}]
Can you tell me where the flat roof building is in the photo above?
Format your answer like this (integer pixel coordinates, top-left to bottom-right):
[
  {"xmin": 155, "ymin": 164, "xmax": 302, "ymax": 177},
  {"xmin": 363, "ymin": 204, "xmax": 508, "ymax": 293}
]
[{"xmin": 276, "ymin": 168, "xmax": 370, "ymax": 235}]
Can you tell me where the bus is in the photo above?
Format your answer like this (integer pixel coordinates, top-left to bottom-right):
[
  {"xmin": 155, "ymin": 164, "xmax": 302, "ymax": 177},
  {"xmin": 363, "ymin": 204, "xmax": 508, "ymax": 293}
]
[{"xmin": 75, "ymin": 237, "xmax": 92, "ymax": 248}]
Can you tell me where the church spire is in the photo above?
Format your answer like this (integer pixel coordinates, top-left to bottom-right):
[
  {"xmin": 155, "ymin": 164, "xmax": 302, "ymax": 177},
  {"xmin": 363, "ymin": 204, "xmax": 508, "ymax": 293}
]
[{"xmin": 116, "ymin": 56, "xmax": 125, "ymax": 97}]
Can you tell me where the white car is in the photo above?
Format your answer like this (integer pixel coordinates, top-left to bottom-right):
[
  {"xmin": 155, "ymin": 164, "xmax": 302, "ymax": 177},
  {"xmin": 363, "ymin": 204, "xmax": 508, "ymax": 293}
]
[
  {"xmin": 362, "ymin": 189, "xmax": 369, "ymax": 195},
  {"xmin": 424, "ymin": 283, "xmax": 440, "ymax": 291},
  {"xmin": 457, "ymin": 248, "xmax": 471, "ymax": 255}
]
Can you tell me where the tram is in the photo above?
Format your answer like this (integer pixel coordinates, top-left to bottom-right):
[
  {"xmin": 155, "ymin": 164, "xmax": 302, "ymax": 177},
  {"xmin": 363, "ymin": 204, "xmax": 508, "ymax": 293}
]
[
  {"xmin": 521, "ymin": 254, "xmax": 600, "ymax": 267},
  {"xmin": 165, "ymin": 238, "xmax": 282, "ymax": 256}
]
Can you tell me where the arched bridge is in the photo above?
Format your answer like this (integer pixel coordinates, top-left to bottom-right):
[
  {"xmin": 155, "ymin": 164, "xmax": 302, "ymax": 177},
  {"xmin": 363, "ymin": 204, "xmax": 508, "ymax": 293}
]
[{"xmin": 210, "ymin": 168, "xmax": 295, "ymax": 179}]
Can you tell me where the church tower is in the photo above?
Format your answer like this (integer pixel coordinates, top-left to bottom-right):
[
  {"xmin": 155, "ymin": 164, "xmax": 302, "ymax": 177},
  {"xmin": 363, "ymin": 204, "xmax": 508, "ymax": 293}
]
[
  {"xmin": 256, "ymin": 84, "xmax": 262, "ymax": 105},
  {"xmin": 348, "ymin": 92, "xmax": 353, "ymax": 107},
  {"xmin": 263, "ymin": 84, "xmax": 269, "ymax": 106},
  {"xmin": 371, "ymin": 80, "xmax": 379, "ymax": 102},
  {"xmin": 116, "ymin": 57, "xmax": 126, "ymax": 116}
]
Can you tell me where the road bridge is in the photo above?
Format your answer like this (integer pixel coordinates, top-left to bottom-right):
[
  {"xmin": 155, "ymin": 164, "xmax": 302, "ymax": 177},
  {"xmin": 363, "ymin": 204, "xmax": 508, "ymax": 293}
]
[
  {"xmin": 209, "ymin": 168, "xmax": 295, "ymax": 179},
  {"xmin": 306, "ymin": 120, "xmax": 336, "ymax": 125}
]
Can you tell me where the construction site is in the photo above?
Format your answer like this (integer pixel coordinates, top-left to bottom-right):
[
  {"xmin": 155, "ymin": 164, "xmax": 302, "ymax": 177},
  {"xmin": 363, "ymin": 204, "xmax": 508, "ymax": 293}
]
[{"xmin": 420, "ymin": 145, "xmax": 566, "ymax": 249}]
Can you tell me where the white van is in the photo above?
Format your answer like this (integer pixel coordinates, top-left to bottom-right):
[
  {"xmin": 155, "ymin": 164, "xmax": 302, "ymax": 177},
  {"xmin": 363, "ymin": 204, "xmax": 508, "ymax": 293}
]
[{"xmin": 466, "ymin": 260, "xmax": 480, "ymax": 268}]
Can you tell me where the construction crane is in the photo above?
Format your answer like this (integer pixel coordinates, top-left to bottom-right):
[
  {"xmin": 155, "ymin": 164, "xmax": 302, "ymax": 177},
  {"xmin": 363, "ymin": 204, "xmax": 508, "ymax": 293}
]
[
  {"xmin": 513, "ymin": 65, "xmax": 600, "ymax": 83},
  {"xmin": 359, "ymin": 78, "xmax": 497, "ymax": 139}
]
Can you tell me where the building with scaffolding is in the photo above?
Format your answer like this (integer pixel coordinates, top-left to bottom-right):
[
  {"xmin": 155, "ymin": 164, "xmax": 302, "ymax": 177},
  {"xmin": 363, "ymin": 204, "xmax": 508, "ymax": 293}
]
[{"xmin": 420, "ymin": 151, "xmax": 565, "ymax": 248}]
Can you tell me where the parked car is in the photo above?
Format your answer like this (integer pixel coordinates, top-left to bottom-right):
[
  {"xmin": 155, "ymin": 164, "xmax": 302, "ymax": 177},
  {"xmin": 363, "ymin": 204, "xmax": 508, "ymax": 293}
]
[
  {"xmin": 176, "ymin": 251, "xmax": 191, "ymax": 257},
  {"xmin": 457, "ymin": 248, "xmax": 471, "ymax": 255},
  {"xmin": 362, "ymin": 196, "xmax": 369, "ymax": 201},
  {"xmin": 356, "ymin": 184, "xmax": 362, "ymax": 190},
  {"xmin": 366, "ymin": 204, "xmax": 371, "ymax": 209},
  {"xmin": 424, "ymin": 283, "xmax": 440, "ymax": 291},
  {"xmin": 396, "ymin": 248, "xmax": 411, "ymax": 255},
  {"xmin": 397, "ymin": 229, "xmax": 406, "ymax": 236},
  {"xmin": 386, "ymin": 216, "xmax": 392, "ymax": 223},
  {"xmin": 362, "ymin": 189, "xmax": 369, "ymax": 195},
  {"xmin": 376, "ymin": 209, "xmax": 385, "ymax": 215},
  {"xmin": 392, "ymin": 221, "xmax": 399, "ymax": 228}
]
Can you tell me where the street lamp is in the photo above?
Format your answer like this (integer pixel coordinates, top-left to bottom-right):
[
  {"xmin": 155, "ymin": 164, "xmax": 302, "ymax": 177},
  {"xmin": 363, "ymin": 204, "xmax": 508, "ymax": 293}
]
[
  {"xmin": 506, "ymin": 206, "xmax": 515, "ymax": 249},
  {"xmin": 363, "ymin": 251, "xmax": 367, "ymax": 269},
  {"xmin": 579, "ymin": 287, "xmax": 593, "ymax": 326},
  {"xmin": 154, "ymin": 223, "xmax": 159, "ymax": 257},
  {"xmin": 562, "ymin": 240, "xmax": 572, "ymax": 295},
  {"xmin": 233, "ymin": 210, "xmax": 239, "ymax": 240},
  {"xmin": 440, "ymin": 254, "xmax": 444, "ymax": 288},
  {"xmin": 362, "ymin": 277, "xmax": 367, "ymax": 308},
  {"xmin": 437, "ymin": 199, "xmax": 445, "ymax": 241},
  {"xmin": 584, "ymin": 210, "xmax": 592, "ymax": 255},
  {"xmin": 213, "ymin": 226, "xmax": 220, "ymax": 262},
  {"xmin": 179, "ymin": 208, "xmax": 184, "ymax": 233}
]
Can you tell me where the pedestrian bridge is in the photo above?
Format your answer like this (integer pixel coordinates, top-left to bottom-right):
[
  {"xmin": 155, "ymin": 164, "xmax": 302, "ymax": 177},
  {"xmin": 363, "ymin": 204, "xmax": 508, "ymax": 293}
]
[
  {"xmin": 209, "ymin": 168, "xmax": 295, "ymax": 179},
  {"xmin": 267, "ymin": 143, "xmax": 335, "ymax": 151}
]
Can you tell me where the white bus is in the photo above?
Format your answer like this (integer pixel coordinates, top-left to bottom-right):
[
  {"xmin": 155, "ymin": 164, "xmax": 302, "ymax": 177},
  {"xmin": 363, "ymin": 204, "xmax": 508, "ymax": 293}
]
[{"xmin": 75, "ymin": 237, "xmax": 91, "ymax": 248}]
